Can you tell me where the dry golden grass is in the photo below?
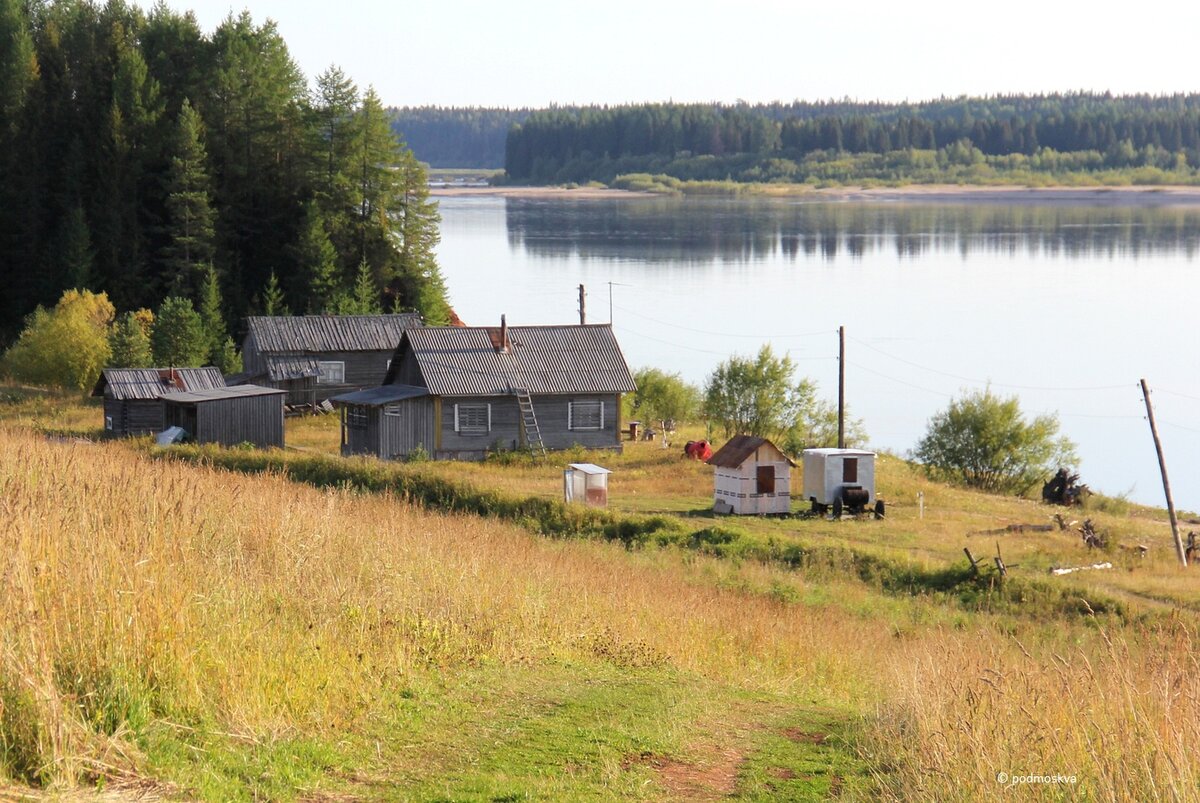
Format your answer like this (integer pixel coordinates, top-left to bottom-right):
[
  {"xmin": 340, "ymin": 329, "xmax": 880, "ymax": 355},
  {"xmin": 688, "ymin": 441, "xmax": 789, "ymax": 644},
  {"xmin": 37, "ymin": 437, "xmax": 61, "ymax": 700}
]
[{"xmin": 0, "ymin": 425, "xmax": 898, "ymax": 791}]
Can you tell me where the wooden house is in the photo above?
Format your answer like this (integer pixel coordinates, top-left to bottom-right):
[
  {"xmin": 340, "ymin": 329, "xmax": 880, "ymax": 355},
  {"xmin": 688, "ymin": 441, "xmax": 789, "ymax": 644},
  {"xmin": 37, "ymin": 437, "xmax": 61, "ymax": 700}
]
[
  {"xmin": 332, "ymin": 318, "xmax": 636, "ymax": 461},
  {"xmin": 161, "ymin": 385, "xmax": 286, "ymax": 448},
  {"xmin": 92, "ymin": 367, "xmax": 226, "ymax": 437},
  {"xmin": 236, "ymin": 314, "xmax": 423, "ymax": 405},
  {"xmin": 707, "ymin": 435, "xmax": 796, "ymax": 515}
]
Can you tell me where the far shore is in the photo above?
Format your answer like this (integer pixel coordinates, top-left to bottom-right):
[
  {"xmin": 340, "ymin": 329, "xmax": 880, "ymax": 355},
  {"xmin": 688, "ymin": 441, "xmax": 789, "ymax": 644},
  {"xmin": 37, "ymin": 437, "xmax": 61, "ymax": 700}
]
[{"xmin": 430, "ymin": 183, "xmax": 1200, "ymax": 206}]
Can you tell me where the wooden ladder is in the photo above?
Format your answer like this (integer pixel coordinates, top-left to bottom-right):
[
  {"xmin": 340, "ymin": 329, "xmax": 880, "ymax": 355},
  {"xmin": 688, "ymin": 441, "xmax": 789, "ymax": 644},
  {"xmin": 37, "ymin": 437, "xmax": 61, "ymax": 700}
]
[{"xmin": 514, "ymin": 389, "xmax": 546, "ymax": 456}]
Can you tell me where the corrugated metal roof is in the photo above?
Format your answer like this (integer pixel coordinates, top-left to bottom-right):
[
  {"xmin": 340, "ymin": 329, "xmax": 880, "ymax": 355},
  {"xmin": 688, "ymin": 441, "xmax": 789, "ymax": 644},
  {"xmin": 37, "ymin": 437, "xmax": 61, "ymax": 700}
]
[
  {"xmin": 330, "ymin": 384, "xmax": 429, "ymax": 407},
  {"xmin": 92, "ymin": 367, "xmax": 226, "ymax": 400},
  {"xmin": 265, "ymin": 355, "xmax": 321, "ymax": 381},
  {"xmin": 246, "ymin": 314, "xmax": 423, "ymax": 353},
  {"xmin": 386, "ymin": 324, "xmax": 636, "ymax": 396},
  {"xmin": 707, "ymin": 435, "xmax": 797, "ymax": 468},
  {"xmin": 161, "ymin": 385, "xmax": 286, "ymax": 404}
]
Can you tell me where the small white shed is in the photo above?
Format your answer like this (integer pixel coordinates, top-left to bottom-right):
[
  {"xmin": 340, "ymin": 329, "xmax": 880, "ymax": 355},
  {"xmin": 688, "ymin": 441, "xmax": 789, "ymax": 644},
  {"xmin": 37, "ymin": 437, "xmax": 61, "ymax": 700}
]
[
  {"xmin": 564, "ymin": 463, "xmax": 611, "ymax": 507},
  {"xmin": 802, "ymin": 448, "xmax": 877, "ymax": 514},
  {"xmin": 707, "ymin": 435, "xmax": 796, "ymax": 515}
]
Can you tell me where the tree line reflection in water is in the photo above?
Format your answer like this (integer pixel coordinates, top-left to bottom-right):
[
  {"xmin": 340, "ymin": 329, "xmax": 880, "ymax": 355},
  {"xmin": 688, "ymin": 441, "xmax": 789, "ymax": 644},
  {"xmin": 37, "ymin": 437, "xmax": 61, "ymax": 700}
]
[{"xmin": 504, "ymin": 198, "xmax": 1200, "ymax": 264}]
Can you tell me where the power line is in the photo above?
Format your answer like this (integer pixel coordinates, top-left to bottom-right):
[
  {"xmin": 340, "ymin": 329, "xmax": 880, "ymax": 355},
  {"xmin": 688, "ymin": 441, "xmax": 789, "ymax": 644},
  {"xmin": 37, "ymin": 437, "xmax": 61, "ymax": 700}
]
[
  {"xmin": 847, "ymin": 335, "xmax": 1134, "ymax": 393},
  {"xmin": 617, "ymin": 324, "xmax": 834, "ymax": 359},
  {"xmin": 1157, "ymin": 388, "xmax": 1200, "ymax": 404},
  {"xmin": 612, "ymin": 303, "xmax": 831, "ymax": 339}
]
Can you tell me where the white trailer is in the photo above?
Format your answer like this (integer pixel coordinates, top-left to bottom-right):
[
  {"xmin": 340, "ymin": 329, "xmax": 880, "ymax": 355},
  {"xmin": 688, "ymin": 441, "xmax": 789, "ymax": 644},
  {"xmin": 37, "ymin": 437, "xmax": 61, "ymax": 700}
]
[{"xmin": 802, "ymin": 448, "xmax": 882, "ymax": 517}]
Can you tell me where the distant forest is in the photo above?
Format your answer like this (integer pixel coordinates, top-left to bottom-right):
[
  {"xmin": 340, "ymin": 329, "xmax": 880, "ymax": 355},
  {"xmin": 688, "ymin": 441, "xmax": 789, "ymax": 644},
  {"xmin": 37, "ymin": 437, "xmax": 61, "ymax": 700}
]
[
  {"xmin": 389, "ymin": 107, "xmax": 529, "ymax": 168},
  {"xmin": 0, "ymin": 0, "xmax": 449, "ymax": 344},
  {"xmin": 501, "ymin": 95, "xmax": 1200, "ymax": 187}
]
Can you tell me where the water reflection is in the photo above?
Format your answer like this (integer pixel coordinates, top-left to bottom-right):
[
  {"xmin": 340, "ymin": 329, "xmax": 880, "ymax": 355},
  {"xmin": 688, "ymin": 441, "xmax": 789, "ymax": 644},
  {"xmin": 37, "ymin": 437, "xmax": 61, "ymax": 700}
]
[{"xmin": 504, "ymin": 198, "xmax": 1200, "ymax": 263}]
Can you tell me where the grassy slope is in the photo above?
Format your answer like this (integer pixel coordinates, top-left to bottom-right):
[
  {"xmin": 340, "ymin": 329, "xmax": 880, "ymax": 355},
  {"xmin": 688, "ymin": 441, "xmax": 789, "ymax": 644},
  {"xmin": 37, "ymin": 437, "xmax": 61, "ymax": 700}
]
[{"xmin": 4, "ymin": 390, "xmax": 1200, "ymax": 800}]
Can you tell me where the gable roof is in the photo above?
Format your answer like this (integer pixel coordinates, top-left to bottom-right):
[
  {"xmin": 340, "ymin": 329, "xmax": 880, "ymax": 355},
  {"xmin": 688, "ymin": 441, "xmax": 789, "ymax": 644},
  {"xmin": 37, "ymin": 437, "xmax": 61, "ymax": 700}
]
[
  {"xmin": 383, "ymin": 324, "xmax": 636, "ymax": 396},
  {"xmin": 245, "ymin": 314, "xmax": 423, "ymax": 354},
  {"xmin": 92, "ymin": 367, "xmax": 226, "ymax": 400},
  {"xmin": 707, "ymin": 435, "xmax": 797, "ymax": 469}
]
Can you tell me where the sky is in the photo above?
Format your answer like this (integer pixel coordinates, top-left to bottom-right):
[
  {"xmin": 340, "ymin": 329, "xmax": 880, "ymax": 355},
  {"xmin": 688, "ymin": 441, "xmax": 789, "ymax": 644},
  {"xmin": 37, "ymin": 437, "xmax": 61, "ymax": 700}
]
[{"xmin": 128, "ymin": 0, "xmax": 1200, "ymax": 108}]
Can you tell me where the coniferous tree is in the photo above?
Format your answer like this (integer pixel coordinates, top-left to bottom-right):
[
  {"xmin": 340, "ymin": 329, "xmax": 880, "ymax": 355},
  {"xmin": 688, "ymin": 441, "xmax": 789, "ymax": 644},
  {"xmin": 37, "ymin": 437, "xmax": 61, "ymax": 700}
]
[
  {"xmin": 259, "ymin": 271, "xmax": 290, "ymax": 316},
  {"xmin": 108, "ymin": 311, "xmax": 153, "ymax": 368},
  {"xmin": 151, "ymin": 296, "xmax": 207, "ymax": 367},
  {"xmin": 197, "ymin": 266, "xmax": 228, "ymax": 362},
  {"xmin": 294, "ymin": 201, "xmax": 341, "ymax": 313},
  {"xmin": 162, "ymin": 99, "xmax": 215, "ymax": 296},
  {"xmin": 215, "ymin": 336, "xmax": 242, "ymax": 374},
  {"xmin": 393, "ymin": 148, "xmax": 449, "ymax": 323},
  {"xmin": 57, "ymin": 204, "xmax": 95, "ymax": 291},
  {"xmin": 339, "ymin": 260, "xmax": 382, "ymax": 315}
]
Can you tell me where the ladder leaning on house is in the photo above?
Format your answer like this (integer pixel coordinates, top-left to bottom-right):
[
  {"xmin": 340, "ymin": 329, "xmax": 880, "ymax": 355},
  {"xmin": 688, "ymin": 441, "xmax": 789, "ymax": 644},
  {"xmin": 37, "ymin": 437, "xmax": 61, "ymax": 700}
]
[{"xmin": 514, "ymin": 389, "xmax": 547, "ymax": 456}]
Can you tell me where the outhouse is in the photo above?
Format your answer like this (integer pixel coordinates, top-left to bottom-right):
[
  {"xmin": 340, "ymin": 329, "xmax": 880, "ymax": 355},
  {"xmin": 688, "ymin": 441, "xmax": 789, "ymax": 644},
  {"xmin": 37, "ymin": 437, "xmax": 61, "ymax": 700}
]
[
  {"xmin": 160, "ymin": 385, "xmax": 286, "ymax": 448},
  {"xmin": 706, "ymin": 435, "xmax": 796, "ymax": 515},
  {"xmin": 564, "ymin": 463, "xmax": 611, "ymax": 507},
  {"xmin": 802, "ymin": 448, "xmax": 878, "ymax": 515}
]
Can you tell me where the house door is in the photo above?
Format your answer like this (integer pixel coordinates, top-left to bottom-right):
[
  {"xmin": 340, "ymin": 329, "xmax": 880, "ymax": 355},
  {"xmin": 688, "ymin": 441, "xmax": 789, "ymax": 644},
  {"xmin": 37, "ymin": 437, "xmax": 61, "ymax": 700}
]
[
  {"xmin": 843, "ymin": 458, "xmax": 858, "ymax": 483},
  {"xmin": 756, "ymin": 465, "xmax": 775, "ymax": 494}
]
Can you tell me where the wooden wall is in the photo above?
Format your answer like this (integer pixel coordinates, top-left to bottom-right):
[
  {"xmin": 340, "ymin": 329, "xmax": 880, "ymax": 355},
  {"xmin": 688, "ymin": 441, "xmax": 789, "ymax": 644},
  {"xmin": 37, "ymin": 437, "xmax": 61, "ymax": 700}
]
[
  {"xmin": 104, "ymin": 398, "xmax": 165, "ymax": 437},
  {"xmin": 167, "ymin": 395, "xmax": 284, "ymax": 448}
]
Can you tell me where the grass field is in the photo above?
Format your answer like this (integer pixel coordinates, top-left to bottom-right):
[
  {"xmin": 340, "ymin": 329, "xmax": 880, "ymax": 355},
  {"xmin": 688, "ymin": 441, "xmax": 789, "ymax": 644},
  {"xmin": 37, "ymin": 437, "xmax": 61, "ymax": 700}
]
[{"xmin": 3, "ymin": 389, "xmax": 1200, "ymax": 800}]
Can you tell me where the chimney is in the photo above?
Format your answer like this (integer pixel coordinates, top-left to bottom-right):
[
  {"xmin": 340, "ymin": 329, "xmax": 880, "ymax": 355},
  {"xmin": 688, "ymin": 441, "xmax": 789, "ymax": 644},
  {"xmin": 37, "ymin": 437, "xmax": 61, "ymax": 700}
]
[{"xmin": 498, "ymin": 314, "xmax": 509, "ymax": 353}]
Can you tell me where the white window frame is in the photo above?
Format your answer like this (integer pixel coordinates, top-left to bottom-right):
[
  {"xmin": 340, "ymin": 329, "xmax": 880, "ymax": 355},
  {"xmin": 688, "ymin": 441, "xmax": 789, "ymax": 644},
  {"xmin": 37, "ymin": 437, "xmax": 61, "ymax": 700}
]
[
  {"xmin": 317, "ymin": 361, "xmax": 345, "ymax": 384},
  {"xmin": 383, "ymin": 404, "xmax": 403, "ymax": 417},
  {"xmin": 453, "ymin": 402, "xmax": 491, "ymax": 436},
  {"xmin": 105, "ymin": 415, "xmax": 113, "ymax": 431},
  {"xmin": 568, "ymin": 400, "xmax": 604, "ymax": 431}
]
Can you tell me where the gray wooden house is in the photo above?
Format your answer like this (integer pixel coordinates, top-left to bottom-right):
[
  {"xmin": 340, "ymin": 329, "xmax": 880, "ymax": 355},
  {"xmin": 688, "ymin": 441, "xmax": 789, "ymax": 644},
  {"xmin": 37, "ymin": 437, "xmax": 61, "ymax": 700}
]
[
  {"xmin": 332, "ymin": 319, "xmax": 636, "ymax": 461},
  {"xmin": 92, "ymin": 367, "xmax": 226, "ymax": 436},
  {"xmin": 161, "ymin": 385, "xmax": 286, "ymax": 448},
  {"xmin": 236, "ymin": 314, "xmax": 423, "ymax": 405}
]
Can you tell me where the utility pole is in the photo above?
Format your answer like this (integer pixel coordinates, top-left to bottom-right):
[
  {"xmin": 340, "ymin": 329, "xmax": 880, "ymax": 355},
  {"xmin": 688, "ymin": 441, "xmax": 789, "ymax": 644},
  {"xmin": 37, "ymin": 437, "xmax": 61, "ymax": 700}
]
[
  {"xmin": 1141, "ymin": 379, "xmax": 1187, "ymax": 566},
  {"xmin": 837, "ymin": 325, "xmax": 846, "ymax": 449},
  {"xmin": 578, "ymin": 284, "xmax": 586, "ymax": 325}
]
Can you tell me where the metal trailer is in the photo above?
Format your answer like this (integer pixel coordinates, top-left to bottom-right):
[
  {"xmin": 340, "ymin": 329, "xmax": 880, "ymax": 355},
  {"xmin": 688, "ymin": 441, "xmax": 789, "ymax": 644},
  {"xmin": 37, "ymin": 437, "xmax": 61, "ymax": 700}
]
[{"xmin": 802, "ymin": 448, "xmax": 884, "ymax": 518}]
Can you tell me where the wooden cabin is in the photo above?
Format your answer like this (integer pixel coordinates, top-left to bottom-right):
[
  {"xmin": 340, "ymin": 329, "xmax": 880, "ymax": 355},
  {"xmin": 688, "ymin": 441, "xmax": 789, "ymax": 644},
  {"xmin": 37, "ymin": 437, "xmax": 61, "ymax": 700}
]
[
  {"xmin": 92, "ymin": 367, "xmax": 226, "ymax": 437},
  {"xmin": 707, "ymin": 435, "xmax": 796, "ymax": 515},
  {"xmin": 160, "ymin": 385, "xmax": 286, "ymax": 448},
  {"xmin": 236, "ymin": 314, "xmax": 423, "ymax": 406},
  {"xmin": 332, "ymin": 318, "xmax": 636, "ymax": 461}
]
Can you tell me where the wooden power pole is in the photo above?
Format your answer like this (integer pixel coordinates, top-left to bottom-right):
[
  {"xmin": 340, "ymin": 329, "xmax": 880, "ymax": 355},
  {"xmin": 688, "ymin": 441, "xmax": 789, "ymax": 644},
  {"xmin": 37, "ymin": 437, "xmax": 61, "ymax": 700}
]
[
  {"xmin": 1141, "ymin": 378, "xmax": 1187, "ymax": 566},
  {"xmin": 837, "ymin": 325, "xmax": 846, "ymax": 449},
  {"xmin": 578, "ymin": 284, "xmax": 586, "ymax": 325}
]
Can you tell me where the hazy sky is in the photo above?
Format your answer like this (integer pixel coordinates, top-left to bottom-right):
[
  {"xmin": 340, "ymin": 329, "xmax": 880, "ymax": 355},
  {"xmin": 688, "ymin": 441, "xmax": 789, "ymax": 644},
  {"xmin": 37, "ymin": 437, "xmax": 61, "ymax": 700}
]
[{"xmin": 130, "ymin": 0, "xmax": 1200, "ymax": 108}]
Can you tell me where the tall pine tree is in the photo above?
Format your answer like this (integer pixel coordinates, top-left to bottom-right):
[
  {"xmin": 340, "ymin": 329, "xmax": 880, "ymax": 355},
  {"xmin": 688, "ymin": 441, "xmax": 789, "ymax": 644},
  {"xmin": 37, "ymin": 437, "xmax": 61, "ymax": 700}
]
[{"xmin": 162, "ymin": 99, "xmax": 215, "ymax": 297}]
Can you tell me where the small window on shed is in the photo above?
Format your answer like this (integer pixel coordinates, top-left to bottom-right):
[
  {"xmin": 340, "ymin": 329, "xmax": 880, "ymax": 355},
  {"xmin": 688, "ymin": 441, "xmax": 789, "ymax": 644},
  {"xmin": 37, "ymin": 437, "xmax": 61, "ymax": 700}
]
[
  {"xmin": 454, "ymin": 403, "xmax": 491, "ymax": 436},
  {"xmin": 105, "ymin": 415, "xmax": 113, "ymax": 431},
  {"xmin": 568, "ymin": 400, "xmax": 604, "ymax": 430},
  {"xmin": 346, "ymin": 407, "xmax": 368, "ymax": 429},
  {"xmin": 843, "ymin": 457, "xmax": 858, "ymax": 483},
  {"xmin": 383, "ymin": 404, "xmax": 403, "ymax": 417},
  {"xmin": 317, "ymin": 361, "xmax": 345, "ymax": 384}
]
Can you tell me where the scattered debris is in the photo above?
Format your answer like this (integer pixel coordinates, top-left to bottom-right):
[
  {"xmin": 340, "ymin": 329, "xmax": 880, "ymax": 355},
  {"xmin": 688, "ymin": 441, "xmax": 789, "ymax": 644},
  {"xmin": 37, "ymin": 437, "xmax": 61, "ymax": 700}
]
[
  {"xmin": 1187, "ymin": 532, "xmax": 1200, "ymax": 565},
  {"xmin": 970, "ymin": 521, "xmax": 1056, "ymax": 536},
  {"xmin": 1077, "ymin": 519, "xmax": 1106, "ymax": 550},
  {"xmin": 1042, "ymin": 468, "xmax": 1091, "ymax": 506},
  {"xmin": 1050, "ymin": 562, "xmax": 1113, "ymax": 576},
  {"xmin": 1119, "ymin": 543, "xmax": 1149, "ymax": 558}
]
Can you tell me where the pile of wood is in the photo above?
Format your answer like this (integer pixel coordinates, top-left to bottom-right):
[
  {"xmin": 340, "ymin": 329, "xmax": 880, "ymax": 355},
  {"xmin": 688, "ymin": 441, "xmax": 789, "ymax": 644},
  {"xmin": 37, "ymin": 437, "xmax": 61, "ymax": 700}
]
[{"xmin": 1042, "ymin": 468, "xmax": 1090, "ymax": 506}]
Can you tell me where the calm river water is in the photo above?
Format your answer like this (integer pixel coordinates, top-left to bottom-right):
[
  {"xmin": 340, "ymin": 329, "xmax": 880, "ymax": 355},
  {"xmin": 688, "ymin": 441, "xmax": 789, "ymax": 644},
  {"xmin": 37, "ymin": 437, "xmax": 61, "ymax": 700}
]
[{"xmin": 435, "ymin": 195, "xmax": 1200, "ymax": 509}]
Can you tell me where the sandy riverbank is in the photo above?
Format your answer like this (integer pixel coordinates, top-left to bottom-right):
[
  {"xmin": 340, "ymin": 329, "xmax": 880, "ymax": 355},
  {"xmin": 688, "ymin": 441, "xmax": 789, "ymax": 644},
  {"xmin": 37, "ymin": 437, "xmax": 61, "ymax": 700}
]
[{"xmin": 431, "ymin": 183, "xmax": 1200, "ymax": 205}]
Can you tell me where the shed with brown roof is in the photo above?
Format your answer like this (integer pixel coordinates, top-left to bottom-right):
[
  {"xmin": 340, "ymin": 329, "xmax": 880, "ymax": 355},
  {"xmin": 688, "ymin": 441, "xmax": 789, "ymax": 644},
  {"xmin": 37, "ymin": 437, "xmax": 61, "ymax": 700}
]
[{"xmin": 707, "ymin": 435, "xmax": 796, "ymax": 515}]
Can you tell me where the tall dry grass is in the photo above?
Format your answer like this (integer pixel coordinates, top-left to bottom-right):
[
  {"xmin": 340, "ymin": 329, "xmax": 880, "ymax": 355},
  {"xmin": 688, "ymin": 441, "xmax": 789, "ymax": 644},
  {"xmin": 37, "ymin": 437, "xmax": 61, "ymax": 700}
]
[
  {"xmin": 865, "ymin": 615, "xmax": 1200, "ymax": 801},
  {"xmin": 0, "ymin": 427, "xmax": 893, "ymax": 789}
]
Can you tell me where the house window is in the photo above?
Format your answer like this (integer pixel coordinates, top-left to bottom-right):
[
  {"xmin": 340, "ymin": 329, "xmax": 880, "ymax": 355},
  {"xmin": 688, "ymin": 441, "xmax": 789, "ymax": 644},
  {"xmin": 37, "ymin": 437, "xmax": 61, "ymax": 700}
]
[
  {"xmin": 383, "ymin": 404, "xmax": 403, "ymax": 417},
  {"xmin": 454, "ymin": 403, "xmax": 491, "ymax": 436},
  {"xmin": 843, "ymin": 458, "xmax": 858, "ymax": 483},
  {"xmin": 346, "ymin": 407, "xmax": 368, "ymax": 429},
  {"xmin": 568, "ymin": 400, "xmax": 604, "ymax": 430},
  {"xmin": 105, "ymin": 415, "xmax": 113, "ymax": 431},
  {"xmin": 317, "ymin": 361, "xmax": 345, "ymax": 384}
]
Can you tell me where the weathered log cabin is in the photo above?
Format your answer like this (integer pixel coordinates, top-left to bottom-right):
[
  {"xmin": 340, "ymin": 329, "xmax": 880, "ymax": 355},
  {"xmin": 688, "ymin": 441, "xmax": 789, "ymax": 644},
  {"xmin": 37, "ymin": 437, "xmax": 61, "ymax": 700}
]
[
  {"xmin": 161, "ymin": 385, "xmax": 286, "ymax": 448},
  {"xmin": 332, "ymin": 319, "xmax": 636, "ymax": 461},
  {"xmin": 92, "ymin": 367, "xmax": 226, "ymax": 436},
  {"xmin": 236, "ymin": 314, "xmax": 423, "ymax": 405}
]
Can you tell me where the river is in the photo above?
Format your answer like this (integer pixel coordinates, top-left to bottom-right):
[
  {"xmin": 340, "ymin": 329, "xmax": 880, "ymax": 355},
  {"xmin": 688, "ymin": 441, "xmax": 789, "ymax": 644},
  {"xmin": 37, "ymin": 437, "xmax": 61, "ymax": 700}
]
[{"xmin": 434, "ymin": 195, "xmax": 1200, "ymax": 509}]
